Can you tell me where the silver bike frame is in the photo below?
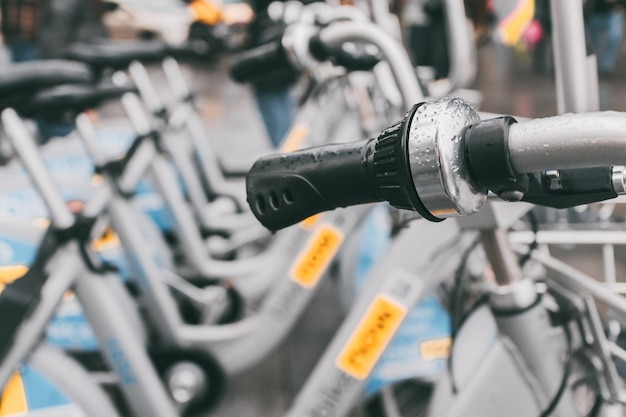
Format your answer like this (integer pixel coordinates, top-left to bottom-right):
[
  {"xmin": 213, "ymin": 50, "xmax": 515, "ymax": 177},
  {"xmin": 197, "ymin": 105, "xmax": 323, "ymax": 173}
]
[
  {"xmin": 284, "ymin": 94, "xmax": 626, "ymax": 417},
  {"xmin": 74, "ymin": 90, "xmax": 379, "ymax": 376},
  {"xmin": 105, "ymin": 92, "xmax": 270, "ymax": 279},
  {"xmin": 1, "ymin": 108, "xmax": 179, "ymax": 417},
  {"xmin": 128, "ymin": 61, "xmax": 256, "ymax": 232},
  {"xmin": 286, "ymin": 218, "xmax": 464, "ymax": 416},
  {"xmin": 83, "ymin": 18, "xmax": 422, "ymax": 294},
  {"xmin": 61, "ymin": 17, "xmax": 424, "ymax": 381}
]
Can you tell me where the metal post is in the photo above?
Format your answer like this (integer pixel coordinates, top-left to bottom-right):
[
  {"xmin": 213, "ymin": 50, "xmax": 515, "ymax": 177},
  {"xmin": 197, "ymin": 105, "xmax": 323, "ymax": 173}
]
[
  {"xmin": 481, "ymin": 229, "xmax": 524, "ymax": 286},
  {"xmin": 550, "ymin": 0, "xmax": 598, "ymax": 113},
  {"xmin": 603, "ymin": 244, "xmax": 617, "ymax": 285}
]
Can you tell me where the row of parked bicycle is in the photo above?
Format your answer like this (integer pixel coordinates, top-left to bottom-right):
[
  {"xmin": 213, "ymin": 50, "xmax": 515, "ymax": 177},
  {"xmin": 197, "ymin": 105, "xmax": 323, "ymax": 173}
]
[{"xmin": 1, "ymin": 0, "xmax": 626, "ymax": 416}]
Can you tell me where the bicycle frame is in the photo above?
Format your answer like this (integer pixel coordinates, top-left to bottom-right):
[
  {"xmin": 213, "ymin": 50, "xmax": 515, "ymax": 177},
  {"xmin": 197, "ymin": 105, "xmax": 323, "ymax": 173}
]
[
  {"xmin": 1, "ymin": 15, "xmax": 429, "ymax": 390},
  {"xmin": 77, "ymin": 109, "xmax": 377, "ymax": 372},
  {"xmin": 551, "ymin": 0, "xmax": 599, "ymax": 113},
  {"xmin": 0, "ymin": 221, "xmax": 177, "ymax": 417},
  {"xmin": 286, "ymin": 218, "xmax": 465, "ymax": 415}
]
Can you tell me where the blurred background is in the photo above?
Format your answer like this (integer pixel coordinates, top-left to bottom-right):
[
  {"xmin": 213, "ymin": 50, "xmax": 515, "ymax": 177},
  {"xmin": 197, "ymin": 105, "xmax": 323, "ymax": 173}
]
[{"xmin": 1, "ymin": 0, "xmax": 626, "ymax": 415}]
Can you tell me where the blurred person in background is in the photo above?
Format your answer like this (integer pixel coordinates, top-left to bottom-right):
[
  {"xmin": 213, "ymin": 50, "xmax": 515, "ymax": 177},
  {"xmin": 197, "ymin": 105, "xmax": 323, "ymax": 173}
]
[
  {"xmin": 39, "ymin": 0, "xmax": 108, "ymax": 59},
  {"xmin": 39, "ymin": 0, "xmax": 108, "ymax": 141},
  {"xmin": 245, "ymin": 0, "xmax": 298, "ymax": 148},
  {"xmin": 587, "ymin": 0, "xmax": 626, "ymax": 76},
  {"xmin": 396, "ymin": 0, "xmax": 449, "ymax": 81},
  {"xmin": 1, "ymin": 0, "xmax": 43, "ymax": 62},
  {"xmin": 528, "ymin": 0, "xmax": 551, "ymax": 75},
  {"xmin": 464, "ymin": 0, "xmax": 494, "ymax": 46},
  {"xmin": 1, "ymin": 0, "xmax": 108, "ymax": 61}
]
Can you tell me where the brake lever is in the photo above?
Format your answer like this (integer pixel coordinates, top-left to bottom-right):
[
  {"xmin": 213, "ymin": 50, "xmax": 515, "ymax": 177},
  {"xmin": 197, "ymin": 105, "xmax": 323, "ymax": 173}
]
[{"xmin": 521, "ymin": 167, "xmax": 619, "ymax": 209}]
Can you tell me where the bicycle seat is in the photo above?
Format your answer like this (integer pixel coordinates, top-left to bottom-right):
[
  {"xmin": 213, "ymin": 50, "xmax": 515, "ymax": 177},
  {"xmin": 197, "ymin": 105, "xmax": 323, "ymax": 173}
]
[
  {"xmin": 0, "ymin": 60, "xmax": 93, "ymax": 97},
  {"xmin": 19, "ymin": 82, "xmax": 138, "ymax": 117},
  {"xmin": 66, "ymin": 39, "xmax": 169, "ymax": 71}
]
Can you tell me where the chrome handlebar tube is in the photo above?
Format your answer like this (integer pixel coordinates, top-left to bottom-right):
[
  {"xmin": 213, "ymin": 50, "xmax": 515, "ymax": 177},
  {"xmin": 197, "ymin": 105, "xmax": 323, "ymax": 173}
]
[
  {"xmin": 507, "ymin": 112, "xmax": 626, "ymax": 173},
  {"xmin": 246, "ymin": 98, "xmax": 626, "ymax": 231}
]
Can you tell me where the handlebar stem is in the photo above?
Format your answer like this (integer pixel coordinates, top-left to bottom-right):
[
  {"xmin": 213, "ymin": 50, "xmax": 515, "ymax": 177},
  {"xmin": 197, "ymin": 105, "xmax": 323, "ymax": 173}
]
[
  {"xmin": 481, "ymin": 229, "xmax": 524, "ymax": 286},
  {"xmin": 317, "ymin": 21, "xmax": 423, "ymax": 111}
]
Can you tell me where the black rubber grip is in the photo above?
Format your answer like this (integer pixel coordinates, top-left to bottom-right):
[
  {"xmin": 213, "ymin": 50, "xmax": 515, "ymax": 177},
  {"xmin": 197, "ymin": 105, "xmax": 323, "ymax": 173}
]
[
  {"xmin": 229, "ymin": 40, "xmax": 294, "ymax": 84},
  {"xmin": 309, "ymin": 35, "xmax": 380, "ymax": 72},
  {"xmin": 333, "ymin": 47, "xmax": 380, "ymax": 72},
  {"xmin": 246, "ymin": 139, "xmax": 381, "ymax": 231}
]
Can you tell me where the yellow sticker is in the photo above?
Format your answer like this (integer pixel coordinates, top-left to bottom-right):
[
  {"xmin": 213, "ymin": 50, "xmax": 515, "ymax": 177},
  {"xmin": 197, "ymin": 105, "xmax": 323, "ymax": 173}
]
[
  {"xmin": 300, "ymin": 214, "xmax": 322, "ymax": 230},
  {"xmin": 92, "ymin": 228, "xmax": 120, "ymax": 252},
  {"xmin": 0, "ymin": 265, "xmax": 29, "ymax": 296},
  {"xmin": 90, "ymin": 174, "xmax": 104, "ymax": 186},
  {"xmin": 420, "ymin": 338, "xmax": 451, "ymax": 361},
  {"xmin": 337, "ymin": 295, "xmax": 407, "ymax": 380},
  {"xmin": 63, "ymin": 290, "xmax": 76, "ymax": 302},
  {"xmin": 280, "ymin": 123, "xmax": 310, "ymax": 153},
  {"xmin": 30, "ymin": 218, "xmax": 51, "ymax": 229},
  {"xmin": 0, "ymin": 372, "xmax": 28, "ymax": 416},
  {"xmin": 0, "ymin": 265, "xmax": 28, "ymax": 285},
  {"xmin": 290, "ymin": 225, "xmax": 344, "ymax": 289}
]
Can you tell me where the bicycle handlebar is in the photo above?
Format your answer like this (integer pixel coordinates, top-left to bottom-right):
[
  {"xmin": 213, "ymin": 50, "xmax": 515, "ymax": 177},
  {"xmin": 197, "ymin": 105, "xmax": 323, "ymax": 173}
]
[
  {"xmin": 229, "ymin": 39, "xmax": 295, "ymax": 84},
  {"xmin": 246, "ymin": 140, "xmax": 380, "ymax": 230},
  {"xmin": 229, "ymin": 26, "xmax": 380, "ymax": 84},
  {"xmin": 229, "ymin": 15, "xmax": 420, "ymax": 109},
  {"xmin": 247, "ymin": 98, "xmax": 626, "ymax": 231}
]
